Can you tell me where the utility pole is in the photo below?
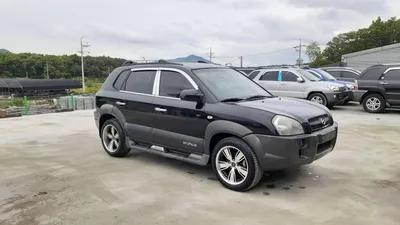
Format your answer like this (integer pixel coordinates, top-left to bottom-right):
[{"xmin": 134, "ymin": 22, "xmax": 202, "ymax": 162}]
[
  {"xmin": 206, "ymin": 47, "xmax": 215, "ymax": 62},
  {"xmin": 240, "ymin": 56, "xmax": 243, "ymax": 67},
  {"xmin": 293, "ymin": 39, "xmax": 307, "ymax": 67},
  {"xmin": 78, "ymin": 37, "xmax": 90, "ymax": 92},
  {"xmin": 46, "ymin": 61, "xmax": 49, "ymax": 79}
]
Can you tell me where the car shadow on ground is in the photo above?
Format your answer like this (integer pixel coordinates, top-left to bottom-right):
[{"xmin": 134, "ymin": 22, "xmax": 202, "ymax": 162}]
[{"xmin": 123, "ymin": 150, "xmax": 319, "ymax": 193}]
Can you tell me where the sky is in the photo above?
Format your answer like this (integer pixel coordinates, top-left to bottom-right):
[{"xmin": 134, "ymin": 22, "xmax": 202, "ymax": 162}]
[{"xmin": 1, "ymin": 0, "xmax": 400, "ymax": 66}]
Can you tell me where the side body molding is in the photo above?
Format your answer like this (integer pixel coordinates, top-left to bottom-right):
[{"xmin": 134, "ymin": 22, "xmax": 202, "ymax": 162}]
[{"xmin": 203, "ymin": 120, "xmax": 253, "ymax": 154}]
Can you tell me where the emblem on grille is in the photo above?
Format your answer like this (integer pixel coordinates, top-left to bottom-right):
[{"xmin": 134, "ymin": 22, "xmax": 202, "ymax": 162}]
[{"xmin": 320, "ymin": 117, "xmax": 328, "ymax": 125}]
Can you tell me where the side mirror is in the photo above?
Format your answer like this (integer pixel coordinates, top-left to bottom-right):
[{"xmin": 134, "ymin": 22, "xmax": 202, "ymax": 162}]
[
  {"xmin": 297, "ymin": 77, "xmax": 305, "ymax": 83},
  {"xmin": 180, "ymin": 89, "xmax": 204, "ymax": 102}
]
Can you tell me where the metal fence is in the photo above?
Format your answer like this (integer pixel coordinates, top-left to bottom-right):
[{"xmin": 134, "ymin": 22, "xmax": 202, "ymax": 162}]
[{"xmin": 0, "ymin": 94, "xmax": 95, "ymax": 117}]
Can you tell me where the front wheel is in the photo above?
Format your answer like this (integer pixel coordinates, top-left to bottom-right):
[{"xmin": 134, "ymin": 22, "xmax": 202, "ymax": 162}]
[
  {"xmin": 212, "ymin": 137, "xmax": 263, "ymax": 192},
  {"xmin": 362, "ymin": 94, "xmax": 385, "ymax": 113},
  {"xmin": 308, "ymin": 93, "xmax": 327, "ymax": 106}
]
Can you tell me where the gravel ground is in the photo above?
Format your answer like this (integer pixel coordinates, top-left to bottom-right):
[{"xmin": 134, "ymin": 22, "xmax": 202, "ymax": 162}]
[{"xmin": 0, "ymin": 105, "xmax": 399, "ymax": 225}]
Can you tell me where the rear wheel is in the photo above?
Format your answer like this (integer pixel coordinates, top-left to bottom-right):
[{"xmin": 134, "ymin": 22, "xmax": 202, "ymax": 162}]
[
  {"xmin": 101, "ymin": 119, "xmax": 131, "ymax": 157},
  {"xmin": 308, "ymin": 93, "xmax": 327, "ymax": 106},
  {"xmin": 212, "ymin": 137, "xmax": 263, "ymax": 192},
  {"xmin": 362, "ymin": 94, "xmax": 385, "ymax": 113}
]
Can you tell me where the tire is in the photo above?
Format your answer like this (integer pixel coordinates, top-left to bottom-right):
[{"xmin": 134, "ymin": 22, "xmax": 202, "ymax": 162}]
[
  {"xmin": 308, "ymin": 93, "xmax": 327, "ymax": 106},
  {"xmin": 211, "ymin": 137, "xmax": 263, "ymax": 192},
  {"xmin": 362, "ymin": 94, "xmax": 385, "ymax": 113},
  {"xmin": 100, "ymin": 118, "xmax": 131, "ymax": 157}
]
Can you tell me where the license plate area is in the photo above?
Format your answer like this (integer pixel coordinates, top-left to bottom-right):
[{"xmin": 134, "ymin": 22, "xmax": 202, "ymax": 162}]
[{"xmin": 319, "ymin": 129, "xmax": 336, "ymax": 143}]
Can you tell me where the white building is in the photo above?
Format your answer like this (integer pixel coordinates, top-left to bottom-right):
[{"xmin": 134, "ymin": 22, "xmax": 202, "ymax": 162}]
[{"xmin": 342, "ymin": 43, "xmax": 400, "ymax": 72}]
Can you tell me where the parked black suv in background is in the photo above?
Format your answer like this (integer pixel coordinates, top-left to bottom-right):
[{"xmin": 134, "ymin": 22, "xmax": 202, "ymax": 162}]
[
  {"xmin": 94, "ymin": 60, "xmax": 338, "ymax": 191},
  {"xmin": 353, "ymin": 64, "xmax": 400, "ymax": 113},
  {"xmin": 320, "ymin": 67, "xmax": 361, "ymax": 82}
]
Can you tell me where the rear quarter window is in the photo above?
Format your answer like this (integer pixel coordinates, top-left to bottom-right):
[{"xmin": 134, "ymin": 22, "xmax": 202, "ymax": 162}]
[{"xmin": 113, "ymin": 70, "xmax": 131, "ymax": 90}]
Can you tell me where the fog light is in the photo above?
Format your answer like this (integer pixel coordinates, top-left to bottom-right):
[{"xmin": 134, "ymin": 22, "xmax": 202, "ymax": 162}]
[{"xmin": 333, "ymin": 95, "xmax": 337, "ymax": 98}]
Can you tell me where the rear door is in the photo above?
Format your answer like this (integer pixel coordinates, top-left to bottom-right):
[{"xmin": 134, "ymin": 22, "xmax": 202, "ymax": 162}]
[
  {"xmin": 255, "ymin": 71, "xmax": 280, "ymax": 96},
  {"xmin": 279, "ymin": 71, "xmax": 306, "ymax": 98},
  {"xmin": 151, "ymin": 69, "xmax": 208, "ymax": 153},
  {"xmin": 118, "ymin": 69, "xmax": 157, "ymax": 143},
  {"xmin": 380, "ymin": 68, "xmax": 400, "ymax": 106}
]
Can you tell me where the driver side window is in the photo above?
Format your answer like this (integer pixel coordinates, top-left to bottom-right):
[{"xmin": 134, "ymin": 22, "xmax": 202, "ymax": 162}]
[{"xmin": 159, "ymin": 71, "xmax": 194, "ymax": 98}]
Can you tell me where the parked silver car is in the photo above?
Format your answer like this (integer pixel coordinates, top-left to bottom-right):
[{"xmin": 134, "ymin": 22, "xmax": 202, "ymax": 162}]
[{"xmin": 248, "ymin": 68, "xmax": 350, "ymax": 108}]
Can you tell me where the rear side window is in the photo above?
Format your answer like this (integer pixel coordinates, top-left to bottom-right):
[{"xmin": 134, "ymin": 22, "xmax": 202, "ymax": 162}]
[
  {"xmin": 159, "ymin": 71, "xmax": 194, "ymax": 98},
  {"xmin": 124, "ymin": 70, "xmax": 156, "ymax": 94},
  {"xmin": 360, "ymin": 67, "xmax": 381, "ymax": 80},
  {"xmin": 248, "ymin": 71, "xmax": 260, "ymax": 80},
  {"xmin": 326, "ymin": 70, "xmax": 341, "ymax": 78},
  {"xmin": 113, "ymin": 70, "xmax": 130, "ymax": 90},
  {"xmin": 260, "ymin": 71, "xmax": 279, "ymax": 81},
  {"xmin": 282, "ymin": 71, "xmax": 298, "ymax": 82},
  {"xmin": 383, "ymin": 69, "xmax": 400, "ymax": 81},
  {"xmin": 342, "ymin": 71, "xmax": 357, "ymax": 79}
]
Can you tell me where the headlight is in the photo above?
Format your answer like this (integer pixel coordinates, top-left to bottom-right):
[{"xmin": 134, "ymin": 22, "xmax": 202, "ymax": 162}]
[
  {"xmin": 327, "ymin": 85, "xmax": 340, "ymax": 92},
  {"xmin": 272, "ymin": 115, "xmax": 304, "ymax": 136}
]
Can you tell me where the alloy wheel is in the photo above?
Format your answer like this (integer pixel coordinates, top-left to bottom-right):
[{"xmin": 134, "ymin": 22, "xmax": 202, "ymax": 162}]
[
  {"xmin": 215, "ymin": 146, "xmax": 248, "ymax": 185},
  {"xmin": 311, "ymin": 96, "xmax": 324, "ymax": 105},
  {"xmin": 102, "ymin": 124, "xmax": 120, "ymax": 152},
  {"xmin": 366, "ymin": 97, "xmax": 381, "ymax": 111}
]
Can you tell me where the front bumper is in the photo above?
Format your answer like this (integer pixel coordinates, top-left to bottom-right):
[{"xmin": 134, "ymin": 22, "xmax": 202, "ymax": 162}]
[
  {"xmin": 325, "ymin": 92, "xmax": 350, "ymax": 105},
  {"xmin": 243, "ymin": 122, "xmax": 338, "ymax": 171},
  {"xmin": 353, "ymin": 90, "xmax": 367, "ymax": 103},
  {"xmin": 94, "ymin": 110, "xmax": 100, "ymax": 129}
]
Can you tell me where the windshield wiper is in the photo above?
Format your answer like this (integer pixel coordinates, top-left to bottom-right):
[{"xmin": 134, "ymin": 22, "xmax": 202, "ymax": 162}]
[
  {"xmin": 244, "ymin": 95, "xmax": 269, "ymax": 101},
  {"xmin": 220, "ymin": 98, "xmax": 244, "ymax": 102}
]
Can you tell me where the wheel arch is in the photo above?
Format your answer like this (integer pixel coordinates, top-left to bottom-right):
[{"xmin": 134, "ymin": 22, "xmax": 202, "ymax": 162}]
[
  {"xmin": 204, "ymin": 120, "xmax": 253, "ymax": 156},
  {"xmin": 98, "ymin": 104, "xmax": 127, "ymax": 136},
  {"xmin": 360, "ymin": 91, "xmax": 385, "ymax": 104}
]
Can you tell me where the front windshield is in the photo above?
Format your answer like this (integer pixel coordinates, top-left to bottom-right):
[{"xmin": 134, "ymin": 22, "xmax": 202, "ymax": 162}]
[
  {"xmin": 315, "ymin": 69, "xmax": 337, "ymax": 81},
  {"xmin": 193, "ymin": 68, "xmax": 272, "ymax": 101},
  {"xmin": 296, "ymin": 69, "xmax": 321, "ymax": 82}
]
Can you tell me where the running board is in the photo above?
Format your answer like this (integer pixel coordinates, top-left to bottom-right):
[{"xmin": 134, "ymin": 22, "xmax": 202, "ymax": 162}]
[{"xmin": 126, "ymin": 139, "xmax": 209, "ymax": 166}]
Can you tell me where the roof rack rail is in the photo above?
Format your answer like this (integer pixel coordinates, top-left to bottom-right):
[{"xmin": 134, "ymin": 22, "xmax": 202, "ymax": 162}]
[
  {"xmin": 197, "ymin": 60, "xmax": 208, "ymax": 63},
  {"xmin": 121, "ymin": 60, "xmax": 136, "ymax": 66}
]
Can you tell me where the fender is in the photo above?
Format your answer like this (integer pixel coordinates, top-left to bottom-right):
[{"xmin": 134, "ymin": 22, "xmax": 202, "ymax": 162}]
[
  {"xmin": 203, "ymin": 120, "xmax": 253, "ymax": 154},
  {"xmin": 98, "ymin": 104, "xmax": 128, "ymax": 134}
]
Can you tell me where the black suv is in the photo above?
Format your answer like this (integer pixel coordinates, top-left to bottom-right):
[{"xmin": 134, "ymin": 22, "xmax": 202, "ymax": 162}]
[
  {"xmin": 94, "ymin": 60, "xmax": 338, "ymax": 192},
  {"xmin": 353, "ymin": 64, "xmax": 400, "ymax": 113}
]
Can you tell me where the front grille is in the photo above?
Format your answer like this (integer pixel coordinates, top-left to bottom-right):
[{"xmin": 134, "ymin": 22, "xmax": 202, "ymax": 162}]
[{"xmin": 308, "ymin": 115, "xmax": 332, "ymax": 132}]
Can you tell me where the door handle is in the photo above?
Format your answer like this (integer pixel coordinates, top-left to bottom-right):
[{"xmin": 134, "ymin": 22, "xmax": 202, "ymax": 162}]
[
  {"xmin": 155, "ymin": 107, "xmax": 167, "ymax": 112},
  {"xmin": 380, "ymin": 82, "xmax": 388, "ymax": 85},
  {"xmin": 116, "ymin": 101, "xmax": 126, "ymax": 106}
]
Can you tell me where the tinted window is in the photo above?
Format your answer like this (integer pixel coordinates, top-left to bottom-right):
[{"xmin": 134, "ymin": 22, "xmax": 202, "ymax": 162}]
[
  {"xmin": 159, "ymin": 71, "xmax": 194, "ymax": 98},
  {"xmin": 384, "ymin": 69, "xmax": 400, "ymax": 81},
  {"xmin": 260, "ymin": 71, "xmax": 279, "ymax": 81},
  {"xmin": 113, "ymin": 70, "xmax": 130, "ymax": 90},
  {"xmin": 124, "ymin": 70, "xmax": 156, "ymax": 94},
  {"xmin": 248, "ymin": 71, "xmax": 260, "ymax": 80},
  {"xmin": 193, "ymin": 68, "xmax": 271, "ymax": 101},
  {"xmin": 342, "ymin": 71, "xmax": 358, "ymax": 78},
  {"xmin": 308, "ymin": 70, "xmax": 323, "ymax": 79},
  {"xmin": 326, "ymin": 70, "xmax": 341, "ymax": 78},
  {"xmin": 296, "ymin": 70, "xmax": 321, "ymax": 81},
  {"xmin": 360, "ymin": 67, "xmax": 381, "ymax": 80},
  {"xmin": 282, "ymin": 71, "xmax": 298, "ymax": 82}
]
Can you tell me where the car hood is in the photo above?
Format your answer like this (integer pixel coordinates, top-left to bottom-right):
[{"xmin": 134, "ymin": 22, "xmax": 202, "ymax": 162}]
[{"xmin": 236, "ymin": 97, "xmax": 330, "ymax": 122}]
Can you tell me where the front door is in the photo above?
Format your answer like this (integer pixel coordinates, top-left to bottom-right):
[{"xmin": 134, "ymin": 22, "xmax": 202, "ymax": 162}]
[
  {"xmin": 279, "ymin": 71, "xmax": 307, "ymax": 98},
  {"xmin": 118, "ymin": 69, "xmax": 157, "ymax": 143},
  {"xmin": 256, "ymin": 71, "xmax": 280, "ymax": 96},
  {"xmin": 380, "ymin": 68, "xmax": 400, "ymax": 106},
  {"xmin": 151, "ymin": 69, "xmax": 208, "ymax": 153}
]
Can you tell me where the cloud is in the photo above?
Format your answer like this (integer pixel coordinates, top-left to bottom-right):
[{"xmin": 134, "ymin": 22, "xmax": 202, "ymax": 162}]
[{"xmin": 0, "ymin": 0, "xmax": 398, "ymax": 66}]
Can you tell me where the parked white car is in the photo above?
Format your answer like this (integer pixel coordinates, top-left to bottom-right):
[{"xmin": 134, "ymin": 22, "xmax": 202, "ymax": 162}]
[{"xmin": 248, "ymin": 68, "xmax": 351, "ymax": 108}]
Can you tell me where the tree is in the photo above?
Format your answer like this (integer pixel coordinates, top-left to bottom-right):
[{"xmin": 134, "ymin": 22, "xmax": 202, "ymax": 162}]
[{"xmin": 305, "ymin": 42, "xmax": 322, "ymax": 62}]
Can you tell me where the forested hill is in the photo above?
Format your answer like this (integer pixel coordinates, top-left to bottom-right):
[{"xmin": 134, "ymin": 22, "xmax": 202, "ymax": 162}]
[{"xmin": 0, "ymin": 53, "xmax": 126, "ymax": 79}]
